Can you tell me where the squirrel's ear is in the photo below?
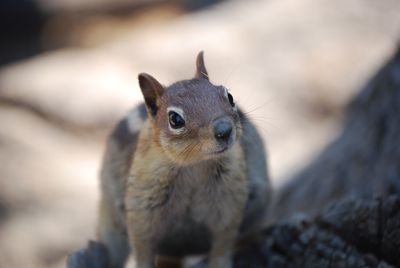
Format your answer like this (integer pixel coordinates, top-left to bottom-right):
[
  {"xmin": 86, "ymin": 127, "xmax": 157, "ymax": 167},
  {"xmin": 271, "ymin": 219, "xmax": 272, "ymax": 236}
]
[
  {"xmin": 138, "ymin": 73, "xmax": 164, "ymax": 116},
  {"xmin": 195, "ymin": 51, "xmax": 209, "ymax": 80}
]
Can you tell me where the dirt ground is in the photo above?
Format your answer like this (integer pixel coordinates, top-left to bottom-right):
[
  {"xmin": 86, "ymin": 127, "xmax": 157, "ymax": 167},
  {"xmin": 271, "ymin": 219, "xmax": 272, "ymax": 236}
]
[{"xmin": 0, "ymin": 0, "xmax": 399, "ymax": 267}]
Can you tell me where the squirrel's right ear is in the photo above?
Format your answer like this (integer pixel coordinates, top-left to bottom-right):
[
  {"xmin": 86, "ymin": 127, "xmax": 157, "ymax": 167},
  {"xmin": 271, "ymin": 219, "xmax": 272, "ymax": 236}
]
[
  {"xmin": 138, "ymin": 73, "xmax": 164, "ymax": 116},
  {"xmin": 195, "ymin": 51, "xmax": 209, "ymax": 80}
]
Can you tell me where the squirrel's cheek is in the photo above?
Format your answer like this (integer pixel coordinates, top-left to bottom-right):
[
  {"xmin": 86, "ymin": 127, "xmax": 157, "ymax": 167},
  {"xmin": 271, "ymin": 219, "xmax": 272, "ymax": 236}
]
[{"xmin": 157, "ymin": 135, "xmax": 198, "ymax": 165}]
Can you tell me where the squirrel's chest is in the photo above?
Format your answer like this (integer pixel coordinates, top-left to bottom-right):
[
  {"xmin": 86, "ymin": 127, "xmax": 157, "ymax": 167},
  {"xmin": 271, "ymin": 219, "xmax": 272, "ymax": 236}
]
[
  {"xmin": 128, "ymin": 159, "xmax": 246, "ymax": 216},
  {"xmin": 156, "ymin": 167, "xmax": 231, "ymax": 223},
  {"xmin": 126, "ymin": 158, "xmax": 248, "ymax": 255},
  {"xmin": 150, "ymin": 171, "xmax": 238, "ymax": 256}
]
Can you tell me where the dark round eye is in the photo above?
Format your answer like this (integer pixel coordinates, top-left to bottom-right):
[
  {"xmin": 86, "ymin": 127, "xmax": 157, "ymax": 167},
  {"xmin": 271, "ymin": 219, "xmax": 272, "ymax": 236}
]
[
  {"xmin": 228, "ymin": 92, "xmax": 235, "ymax": 107},
  {"xmin": 168, "ymin": 111, "xmax": 185, "ymax": 129}
]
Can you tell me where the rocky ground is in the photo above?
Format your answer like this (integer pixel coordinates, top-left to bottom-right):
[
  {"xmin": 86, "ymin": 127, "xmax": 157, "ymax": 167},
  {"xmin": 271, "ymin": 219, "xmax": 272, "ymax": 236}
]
[{"xmin": 0, "ymin": 0, "xmax": 399, "ymax": 267}]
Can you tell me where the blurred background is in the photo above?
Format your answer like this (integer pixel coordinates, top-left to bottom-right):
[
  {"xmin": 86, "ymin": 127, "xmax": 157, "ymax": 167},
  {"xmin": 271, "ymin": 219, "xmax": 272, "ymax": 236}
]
[{"xmin": 0, "ymin": 0, "xmax": 399, "ymax": 267}]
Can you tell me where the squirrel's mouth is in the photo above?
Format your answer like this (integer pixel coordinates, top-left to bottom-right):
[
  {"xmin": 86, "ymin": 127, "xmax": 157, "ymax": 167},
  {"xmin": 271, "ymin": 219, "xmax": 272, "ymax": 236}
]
[
  {"xmin": 210, "ymin": 143, "xmax": 232, "ymax": 155},
  {"xmin": 212, "ymin": 147, "xmax": 228, "ymax": 155}
]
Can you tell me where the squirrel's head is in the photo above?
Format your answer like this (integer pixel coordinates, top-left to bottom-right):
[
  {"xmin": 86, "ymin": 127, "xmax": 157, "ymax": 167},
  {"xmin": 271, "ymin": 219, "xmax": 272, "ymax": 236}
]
[{"xmin": 138, "ymin": 51, "xmax": 242, "ymax": 165}]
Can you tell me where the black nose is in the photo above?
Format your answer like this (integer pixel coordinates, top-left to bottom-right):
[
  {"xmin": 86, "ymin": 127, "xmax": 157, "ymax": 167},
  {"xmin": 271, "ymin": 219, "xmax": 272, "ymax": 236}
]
[{"xmin": 213, "ymin": 119, "xmax": 233, "ymax": 142}]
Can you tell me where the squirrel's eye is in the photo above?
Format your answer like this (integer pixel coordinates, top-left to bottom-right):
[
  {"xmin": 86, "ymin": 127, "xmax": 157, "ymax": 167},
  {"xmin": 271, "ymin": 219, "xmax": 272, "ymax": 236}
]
[
  {"xmin": 168, "ymin": 111, "xmax": 185, "ymax": 129},
  {"xmin": 228, "ymin": 93, "xmax": 235, "ymax": 107}
]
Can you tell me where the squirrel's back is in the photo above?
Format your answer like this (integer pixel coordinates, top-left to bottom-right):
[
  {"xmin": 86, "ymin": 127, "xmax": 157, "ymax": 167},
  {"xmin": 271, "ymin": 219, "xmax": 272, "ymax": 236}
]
[{"xmin": 99, "ymin": 103, "xmax": 147, "ymax": 215}]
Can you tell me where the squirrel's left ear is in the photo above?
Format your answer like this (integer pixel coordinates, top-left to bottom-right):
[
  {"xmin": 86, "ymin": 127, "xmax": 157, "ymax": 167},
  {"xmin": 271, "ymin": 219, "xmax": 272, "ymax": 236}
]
[
  {"xmin": 138, "ymin": 73, "xmax": 164, "ymax": 116},
  {"xmin": 195, "ymin": 51, "xmax": 209, "ymax": 80}
]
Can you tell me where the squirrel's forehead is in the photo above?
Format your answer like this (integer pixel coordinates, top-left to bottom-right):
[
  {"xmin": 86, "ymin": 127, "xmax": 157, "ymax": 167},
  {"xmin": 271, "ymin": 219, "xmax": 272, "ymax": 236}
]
[
  {"xmin": 165, "ymin": 80, "xmax": 224, "ymax": 96},
  {"xmin": 162, "ymin": 86, "xmax": 227, "ymax": 116},
  {"xmin": 164, "ymin": 82, "xmax": 218, "ymax": 97}
]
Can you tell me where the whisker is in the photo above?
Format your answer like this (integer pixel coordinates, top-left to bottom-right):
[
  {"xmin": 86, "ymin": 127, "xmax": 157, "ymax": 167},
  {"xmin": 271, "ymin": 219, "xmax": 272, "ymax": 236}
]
[
  {"xmin": 241, "ymin": 101, "xmax": 271, "ymax": 115},
  {"xmin": 238, "ymin": 115, "xmax": 282, "ymax": 140},
  {"xmin": 185, "ymin": 140, "xmax": 203, "ymax": 162},
  {"xmin": 223, "ymin": 66, "xmax": 238, "ymax": 91},
  {"xmin": 178, "ymin": 142, "xmax": 194, "ymax": 162}
]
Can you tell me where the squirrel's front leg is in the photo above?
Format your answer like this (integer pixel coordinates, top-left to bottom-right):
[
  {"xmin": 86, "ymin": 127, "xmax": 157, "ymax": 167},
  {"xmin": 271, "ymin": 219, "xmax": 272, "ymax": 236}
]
[
  {"xmin": 207, "ymin": 223, "xmax": 238, "ymax": 268},
  {"xmin": 133, "ymin": 243, "xmax": 155, "ymax": 268},
  {"xmin": 126, "ymin": 211, "xmax": 155, "ymax": 268},
  {"xmin": 208, "ymin": 248, "xmax": 233, "ymax": 268}
]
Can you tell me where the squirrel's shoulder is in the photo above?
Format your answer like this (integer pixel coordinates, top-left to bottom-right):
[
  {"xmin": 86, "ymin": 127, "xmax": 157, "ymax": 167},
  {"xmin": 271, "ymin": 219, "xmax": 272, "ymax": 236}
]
[{"xmin": 109, "ymin": 103, "xmax": 147, "ymax": 149}]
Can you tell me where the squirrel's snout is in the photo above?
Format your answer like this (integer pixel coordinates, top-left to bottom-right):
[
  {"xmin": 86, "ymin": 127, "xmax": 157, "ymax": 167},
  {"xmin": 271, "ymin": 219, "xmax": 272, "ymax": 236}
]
[{"xmin": 213, "ymin": 119, "xmax": 233, "ymax": 143}]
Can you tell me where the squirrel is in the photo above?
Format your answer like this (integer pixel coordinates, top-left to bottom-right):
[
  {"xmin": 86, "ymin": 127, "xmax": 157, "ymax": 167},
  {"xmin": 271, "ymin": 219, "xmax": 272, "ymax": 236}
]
[{"xmin": 97, "ymin": 52, "xmax": 271, "ymax": 268}]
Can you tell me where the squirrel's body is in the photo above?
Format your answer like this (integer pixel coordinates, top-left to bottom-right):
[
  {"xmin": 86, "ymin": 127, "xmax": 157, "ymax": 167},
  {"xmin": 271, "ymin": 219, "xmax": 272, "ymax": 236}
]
[{"xmin": 98, "ymin": 53, "xmax": 270, "ymax": 268}]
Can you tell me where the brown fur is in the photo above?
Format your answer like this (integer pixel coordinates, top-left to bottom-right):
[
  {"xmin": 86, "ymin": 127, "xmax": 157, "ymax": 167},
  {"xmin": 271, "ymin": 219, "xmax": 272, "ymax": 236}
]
[{"xmin": 97, "ymin": 52, "xmax": 270, "ymax": 268}]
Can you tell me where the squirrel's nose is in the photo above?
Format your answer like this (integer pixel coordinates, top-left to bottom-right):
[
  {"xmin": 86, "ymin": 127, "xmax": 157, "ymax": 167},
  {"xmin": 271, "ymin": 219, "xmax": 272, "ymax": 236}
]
[{"xmin": 213, "ymin": 119, "xmax": 233, "ymax": 143}]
